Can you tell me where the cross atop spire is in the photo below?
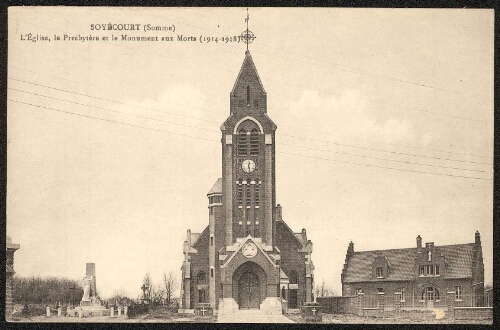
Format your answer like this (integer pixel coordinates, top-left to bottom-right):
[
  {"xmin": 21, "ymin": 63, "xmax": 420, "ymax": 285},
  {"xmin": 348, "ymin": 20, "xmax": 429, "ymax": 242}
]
[{"xmin": 241, "ymin": 8, "xmax": 256, "ymax": 52}]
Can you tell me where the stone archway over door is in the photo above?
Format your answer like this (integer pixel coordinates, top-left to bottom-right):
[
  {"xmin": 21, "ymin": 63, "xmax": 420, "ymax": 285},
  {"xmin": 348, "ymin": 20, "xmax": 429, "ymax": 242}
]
[{"xmin": 238, "ymin": 271, "xmax": 260, "ymax": 309}]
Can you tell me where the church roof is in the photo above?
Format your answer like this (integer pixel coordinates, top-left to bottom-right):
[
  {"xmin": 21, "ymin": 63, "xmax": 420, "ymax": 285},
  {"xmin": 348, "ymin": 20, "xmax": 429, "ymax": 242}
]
[
  {"xmin": 207, "ymin": 178, "xmax": 222, "ymax": 195},
  {"xmin": 342, "ymin": 243, "xmax": 475, "ymax": 283},
  {"xmin": 191, "ymin": 226, "xmax": 208, "ymax": 246},
  {"xmin": 276, "ymin": 218, "xmax": 307, "ymax": 248},
  {"xmin": 190, "ymin": 232, "xmax": 201, "ymax": 245},
  {"xmin": 294, "ymin": 233, "xmax": 306, "ymax": 245},
  {"xmin": 231, "ymin": 51, "xmax": 266, "ymax": 95}
]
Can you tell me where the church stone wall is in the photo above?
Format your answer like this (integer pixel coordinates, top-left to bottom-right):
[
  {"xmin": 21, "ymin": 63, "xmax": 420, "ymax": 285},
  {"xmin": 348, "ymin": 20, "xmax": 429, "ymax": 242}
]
[
  {"xmin": 276, "ymin": 222, "xmax": 308, "ymax": 307},
  {"xmin": 213, "ymin": 204, "xmax": 225, "ymax": 309},
  {"xmin": 190, "ymin": 232, "xmax": 210, "ymax": 308}
]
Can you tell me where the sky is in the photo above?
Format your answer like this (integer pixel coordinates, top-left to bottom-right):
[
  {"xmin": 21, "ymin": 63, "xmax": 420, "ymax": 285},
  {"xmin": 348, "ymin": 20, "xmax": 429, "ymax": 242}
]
[{"xmin": 7, "ymin": 7, "xmax": 493, "ymax": 299}]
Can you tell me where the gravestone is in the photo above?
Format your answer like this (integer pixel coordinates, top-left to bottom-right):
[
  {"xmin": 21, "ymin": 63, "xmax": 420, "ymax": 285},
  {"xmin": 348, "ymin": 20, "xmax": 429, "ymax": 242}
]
[{"xmin": 301, "ymin": 302, "xmax": 322, "ymax": 323}]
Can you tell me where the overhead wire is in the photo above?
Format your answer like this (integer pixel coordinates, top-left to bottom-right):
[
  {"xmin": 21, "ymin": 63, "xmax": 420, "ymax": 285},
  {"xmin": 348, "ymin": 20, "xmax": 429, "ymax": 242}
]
[
  {"xmin": 9, "ymin": 65, "xmax": 493, "ymax": 161},
  {"xmin": 9, "ymin": 76, "xmax": 492, "ymax": 166},
  {"xmin": 10, "ymin": 85, "xmax": 489, "ymax": 174},
  {"xmin": 8, "ymin": 98, "xmax": 492, "ymax": 181}
]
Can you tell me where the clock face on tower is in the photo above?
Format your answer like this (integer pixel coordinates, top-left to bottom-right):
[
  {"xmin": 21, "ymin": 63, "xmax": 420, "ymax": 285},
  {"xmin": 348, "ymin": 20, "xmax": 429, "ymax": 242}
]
[{"xmin": 242, "ymin": 159, "xmax": 256, "ymax": 173}]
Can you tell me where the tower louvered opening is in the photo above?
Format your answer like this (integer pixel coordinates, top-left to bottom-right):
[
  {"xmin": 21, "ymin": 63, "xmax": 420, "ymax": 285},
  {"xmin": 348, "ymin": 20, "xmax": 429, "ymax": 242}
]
[
  {"xmin": 238, "ymin": 129, "xmax": 248, "ymax": 156},
  {"xmin": 250, "ymin": 129, "xmax": 260, "ymax": 156}
]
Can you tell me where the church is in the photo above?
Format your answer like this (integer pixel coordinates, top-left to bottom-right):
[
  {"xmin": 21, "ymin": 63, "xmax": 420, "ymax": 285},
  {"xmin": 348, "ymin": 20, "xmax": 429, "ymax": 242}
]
[{"xmin": 179, "ymin": 50, "xmax": 314, "ymax": 314}]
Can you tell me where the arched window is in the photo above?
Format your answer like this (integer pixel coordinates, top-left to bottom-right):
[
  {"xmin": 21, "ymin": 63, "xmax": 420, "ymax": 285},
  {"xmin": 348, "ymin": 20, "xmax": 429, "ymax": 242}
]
[
  {"xmin": 254, "ymin": 179, "xmax": 260, "ymax": 206},
  {"xmin": 249, "ymin": 129, "xmax": 260, "ymax": 156},
  {"xmin": 247, "ymin": 85, "xmax": 250, "ymax": 105},
  {"xmin": 289, "ymin": 270, "xmax": 298, "ymax": 284},
  {"xmin": 245, "ymin": 179, "xmax": 251, "ymax": 207},
  {"xmin": 238, "ymin": 129, "xmax": 248, "ymax": 156},
  {"xmin": 422, "ymin": 287, "xmax": 439, "ymax": 301},
  {"xmin": 197, "ymin": 272, "xmax": 207, "ymax": 285},
  {"xmin": 237, "ymin": 179, "xmax": 243, "ymax": 206}
]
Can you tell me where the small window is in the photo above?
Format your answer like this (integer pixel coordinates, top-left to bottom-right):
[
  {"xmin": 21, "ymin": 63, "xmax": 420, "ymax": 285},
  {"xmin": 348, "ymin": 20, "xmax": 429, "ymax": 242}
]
[
  {"xmin": 247, "ymin": 85, "xmax": 250, "ymax": 105},
  {"xmin": 377, "ymin": 288, "xmax": 384, "ymax": 294},
  {"xmin": 355, "ymin": 288, "xmax": 363, "ymax": 295},
  {"xmin": 210, "ymin": 236, "xmax": 214, "ymax": 246},
  {"xmin": 455, "ymin": 286, "xmax": 462, "ymax": 300},
  {"xmin": 419, "ymin": 266, "xmax": 425, "ymax": 276},
  {"xmin": 395, "ymin": 288, "xmax": 405, "ymax": 301},
  {"xmin": 435, "ymin": 266, "xmax": 440, "ymax": 275},
  {"xmin": 376, "ymin": 267, "xmax": 384, "ymax": 278},
  {"xmin": 210, "ymin": 268, "xmax": 214, "ymax": 277}
]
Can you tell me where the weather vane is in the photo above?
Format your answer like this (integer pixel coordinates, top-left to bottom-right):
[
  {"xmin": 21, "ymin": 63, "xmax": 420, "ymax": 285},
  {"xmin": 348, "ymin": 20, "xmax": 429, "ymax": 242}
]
[{"xmin": 240, "ymin": 8, "xmax": 256, "ymax": 51}]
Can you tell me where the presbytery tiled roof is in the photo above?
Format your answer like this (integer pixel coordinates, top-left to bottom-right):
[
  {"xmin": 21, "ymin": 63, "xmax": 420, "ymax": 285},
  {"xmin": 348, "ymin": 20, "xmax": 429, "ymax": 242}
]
[{"xmin": 343, "ymin": 243, "xmax": 475, "ymax": 283}]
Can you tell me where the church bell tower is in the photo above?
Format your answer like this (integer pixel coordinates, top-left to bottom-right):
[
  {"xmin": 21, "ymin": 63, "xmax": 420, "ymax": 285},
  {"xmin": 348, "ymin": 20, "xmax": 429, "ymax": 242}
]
[
  {"xmin": 221, "ymin": 50, "xmax": 277, "ymax": 250},
  {"xmin": 181, "ymin": 15, "xmax": 314, "ymax": 313}
]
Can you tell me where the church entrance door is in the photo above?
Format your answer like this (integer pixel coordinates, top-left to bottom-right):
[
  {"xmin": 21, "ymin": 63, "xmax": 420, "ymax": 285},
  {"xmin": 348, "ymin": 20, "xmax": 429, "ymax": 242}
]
[{"xmin": 238, "ymin": 271, "xmax": 260, "ymax": 309}]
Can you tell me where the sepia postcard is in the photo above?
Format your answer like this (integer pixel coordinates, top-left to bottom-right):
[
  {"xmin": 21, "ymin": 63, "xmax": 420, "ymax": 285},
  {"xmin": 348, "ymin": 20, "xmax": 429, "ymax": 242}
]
[{"xmin": 6, "ymin": 7, "xmax": 493, "ymax": 324}]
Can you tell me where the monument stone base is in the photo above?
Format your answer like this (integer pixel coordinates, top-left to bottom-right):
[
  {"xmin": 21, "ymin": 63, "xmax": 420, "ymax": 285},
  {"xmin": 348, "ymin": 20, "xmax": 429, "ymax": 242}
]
[
  {"xmin": 217, "ymin": 298, "xmax": 238, "ymax": 315},
  {"xmin": 260, "ymin": 297, "xmax": 282, "ymax": 315}
]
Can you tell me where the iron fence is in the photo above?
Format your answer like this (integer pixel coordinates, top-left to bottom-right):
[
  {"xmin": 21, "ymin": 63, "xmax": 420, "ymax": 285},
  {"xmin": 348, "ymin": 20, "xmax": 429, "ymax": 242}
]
[{"xmin": 357, "ymin": 292, "xmax": 491, "ymax": 310}]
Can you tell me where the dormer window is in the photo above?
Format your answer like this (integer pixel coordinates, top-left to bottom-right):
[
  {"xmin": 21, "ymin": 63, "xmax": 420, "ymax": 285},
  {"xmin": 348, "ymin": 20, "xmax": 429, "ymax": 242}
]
[
  {"xmin": 419, "ymin": 265, "xmax": 440, "ymax": 276},
  {"xmin": 373, "ymin": 253, "xmax": 389, "ymax": 279}
]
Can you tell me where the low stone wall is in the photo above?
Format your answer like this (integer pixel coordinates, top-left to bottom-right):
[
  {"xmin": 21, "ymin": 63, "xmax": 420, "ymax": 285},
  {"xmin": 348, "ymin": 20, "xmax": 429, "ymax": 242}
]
[
  {"xmin": 383, "ymin": 309, "xmax": 437, "ymax": 321},
  {"xmin": 362, "ymin": 308, "xmax": 382, "ymax": 317},
  {"xmin": 317, "ymin": 296, "xmax": 358, "ymax": 314},
  {"xmin": 454, "ymin": 307, "xmax": 492, "ymax": 320}
]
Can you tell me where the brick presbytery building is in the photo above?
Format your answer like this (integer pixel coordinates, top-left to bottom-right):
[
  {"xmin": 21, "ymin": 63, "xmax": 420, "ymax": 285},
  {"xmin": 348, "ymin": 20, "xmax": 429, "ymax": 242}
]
[
  {"xmin": 341, "ymin": 232, "xmax": 485, "ymax": 308},
  {"xmin": 179, "ymin": 51, "xmax": 314, "ymax": 314}
]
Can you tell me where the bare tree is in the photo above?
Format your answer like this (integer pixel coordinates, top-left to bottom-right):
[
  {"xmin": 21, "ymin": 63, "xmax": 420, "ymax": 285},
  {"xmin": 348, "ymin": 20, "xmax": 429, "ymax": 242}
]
[
  {"xmin": 163, "ymin": 271, "xmax": 179, "ymax": 308},
  {"xmin": 150, "ymin": 284, "xmax": 165, "ymax": 306},
  {"xmin": 315, "ymin": 279, "xmax": 337, "ymax": 297}
]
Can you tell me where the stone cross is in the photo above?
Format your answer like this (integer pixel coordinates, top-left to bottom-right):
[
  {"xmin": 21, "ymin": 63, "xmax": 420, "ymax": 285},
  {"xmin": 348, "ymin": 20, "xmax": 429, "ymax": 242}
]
[
  {"xmin": 141, "ymin": 284, "xmax": 149, "ymax": 299},
  {"xmin": 311, "ymin": 307, "xmax": 317, "ymax": 315},
  {"xmin": 200, "ymin": 306, "xmax": 206, "ymax": 316},
  {"xmin": 428, "ymin": 250, "xmax": 432, "ymax": 261}
]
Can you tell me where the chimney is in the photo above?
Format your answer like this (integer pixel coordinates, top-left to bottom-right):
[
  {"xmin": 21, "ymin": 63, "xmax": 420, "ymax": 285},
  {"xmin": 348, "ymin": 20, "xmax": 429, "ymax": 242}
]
[
  {"xmin": 416, "ymin": 235, "xmax": 422, "ymax": 251},
  {"xmin": 475, "ymin": 230, "xmax": 481, "ymax": 246},
  {"xmin": 276, "ymin": 204, "xmax": 282, "ymax": 221}
]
